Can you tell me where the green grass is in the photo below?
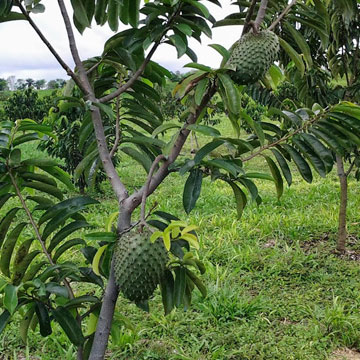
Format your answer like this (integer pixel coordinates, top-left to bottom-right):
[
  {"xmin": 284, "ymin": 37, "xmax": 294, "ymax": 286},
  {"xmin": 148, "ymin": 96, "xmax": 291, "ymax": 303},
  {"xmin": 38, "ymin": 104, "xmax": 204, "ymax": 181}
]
[{"xmin": 1, "ymin": 121, "xmax": 360, "ymax": 359}]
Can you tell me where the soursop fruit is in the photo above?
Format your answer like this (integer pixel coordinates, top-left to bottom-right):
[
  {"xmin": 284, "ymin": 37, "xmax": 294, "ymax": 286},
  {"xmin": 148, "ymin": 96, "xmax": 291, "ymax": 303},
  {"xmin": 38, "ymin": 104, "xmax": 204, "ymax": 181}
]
[
  {"xmin": 227, "ymin": 30, "xmax": 279, "ymax": 85},
  {"xmin": 114, "ymin": 227, "xmax": 169, "ymax": 302}
]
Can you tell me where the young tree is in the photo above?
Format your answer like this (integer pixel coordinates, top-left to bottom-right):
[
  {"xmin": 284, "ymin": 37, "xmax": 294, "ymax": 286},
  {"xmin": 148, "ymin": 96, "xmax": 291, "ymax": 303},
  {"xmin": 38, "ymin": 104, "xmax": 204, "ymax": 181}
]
[{"xmin": 1, "ymin": 1, "xmax": 360, "ymax": 359}]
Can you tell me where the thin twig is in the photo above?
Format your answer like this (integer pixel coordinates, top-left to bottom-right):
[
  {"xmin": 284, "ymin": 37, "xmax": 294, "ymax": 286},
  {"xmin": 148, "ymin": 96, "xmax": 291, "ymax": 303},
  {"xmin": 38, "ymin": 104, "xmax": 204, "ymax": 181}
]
[
  {"xmin": 242, "ymin": 108, "xmax": 330, "ymax": 163},
  {"xmin": 15, "ymin": 0, "xmax": 84, "ymax": 92},
  {"xmin": 345, "ymin": 157, "xmax": 356, "ymax": 177},
  {"xmin": 268, "ymin": 0, "xmax": 298, "ymax": 31},
  {"xmin": 140, "ymin": 155, "xmax": 165, "ymax": 226},
  {"xmin": 109, "ymin": 95, "xmax": 121, "ymax": 158},
  {"xmin": 56, "ymin": 0, "xmax": 92, "ymax": 96},
  {"xmin": 8, "ymin": 171, "xmax": 77, "ymax": 298},
  {"xmin": 99, "ymin": 4, "xmax": 182, "ymax": 104}
]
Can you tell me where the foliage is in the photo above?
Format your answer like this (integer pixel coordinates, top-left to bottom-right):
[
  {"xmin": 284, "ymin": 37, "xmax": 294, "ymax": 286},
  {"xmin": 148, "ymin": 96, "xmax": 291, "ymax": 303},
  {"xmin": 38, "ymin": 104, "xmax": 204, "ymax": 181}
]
[
  {"xmin": 1, "ymin": 88, "xmax": 55, "ymax": 123},
  {"xmin": 0, "ymin": 79, "xmax": 8, "ymax": 92},
  {"xmin": 47, "ymin": 79, "xmax": 66, "ymax": 90}
]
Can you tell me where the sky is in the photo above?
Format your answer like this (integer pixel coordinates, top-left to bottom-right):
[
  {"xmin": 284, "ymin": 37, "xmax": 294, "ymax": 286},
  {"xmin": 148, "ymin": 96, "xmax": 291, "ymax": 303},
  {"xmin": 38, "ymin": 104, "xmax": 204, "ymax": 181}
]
[{"xmin": 0, "ymin": 0, "xmax": 241, "ymax": 82}]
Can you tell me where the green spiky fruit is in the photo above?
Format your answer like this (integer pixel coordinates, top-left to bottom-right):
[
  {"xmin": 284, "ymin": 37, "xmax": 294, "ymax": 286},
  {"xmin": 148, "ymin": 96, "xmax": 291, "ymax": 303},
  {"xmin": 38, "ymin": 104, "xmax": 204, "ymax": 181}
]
[
  {"xmin": 227, "ymin": 30, "xmax": 279, "ymax": 85},
  {"xmin": 114, "ymin": 228, "xmax": 168, "ymax": 302}
]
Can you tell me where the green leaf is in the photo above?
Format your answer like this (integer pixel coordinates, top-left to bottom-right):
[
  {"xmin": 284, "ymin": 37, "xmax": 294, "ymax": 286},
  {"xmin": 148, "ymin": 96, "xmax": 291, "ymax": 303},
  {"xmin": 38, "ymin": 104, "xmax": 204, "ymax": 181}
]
[
  {"xmin": 0, "ymin": 222, "xmax": 27, "ymax": 277},
  {"xmin": 39, "ymin": 166, "xmax": 75, "ymax": 191},
  {"xmin": 279, "ymin": 37, "xmax": 305, "ymax": 77},
  {"xmin": 74, "ymin": 149, "xmax": 98, "ymax": 182},
  {"xmin": 0, "ymin": 11, "xmax": 26, "ymax": 23},
  {"xmin": 183, "ymin": 168, "xmax": 203, "ymax": 214},
  {"xmin": 226, "ymin": 181, "xmax": 247, "ymax": 219},
  {"xmin": 187, "ymin": 124, "xmax": 220, "ymax": 137},
  {"xmin": 12, "ymin": 250, "xmax": 41, "ymax": 285},
  {"xmin": 194, "ymin": 78, "xmax": 210, "ymax": 106},
  {"xmin": 208, "ymin": 44, "xmax": 230, "ymax": 64},
  {"xmin": 107, "ymin": 0, "xmax": 119, "ymax": 31},
  {"xmin": 175, "ymin": 23, "xmax": 192, "ymax": 36},
  {"xmin": 0, "ymin": 194, "xmax": 13, "ymax": 212},
  {"xmin": 194, "ymin": 139, "xmax": 224, "ymax": 164},
  {"xmin": 264, "ymin": 156, "xmax": 283, "ymax": 200},
  {"xmin": 184, "ymin": 0, "xmax": 209, "ymax": 18},
  {"xmin": 0, "ymin": 208, "xmax": 21, "ymax": 248},
  {"xmin": 22, "ymin": 181, "xmax": 63, "ymax": 201},
  {"xmin": 53, "ymin": 238, "xmax": 86, "ymax": 262},
  {"xmin": 35, "ymin": 302, "xmax": 52, "ymax": 337},
  {"xmin": 184, "ymin": 63, "xmax": 212, "ymax": 72},
  {"xmin": 120, "ymin": 147, "xmax": 152, "ymax": 173},
  {"xmin": 292, "ymin": 136, "xmax": 327, "ymax": 177},
  {"xmin": 39, "ymin": 197, "xmax": 98, "ymax": 226},
  {"xmin": 71, "ymin": 0, "xmax": 91, "ymax": 29},
  {"xmin": 186, "ymin": 269, "xmax": 207, "ymax": 298},
  {"xmin": 174, "ymin": 267, "xmax": 186, "ymax": 308},
  {"xmin": 128, "ymin": 0, "xmax": 140, "ymax": 27},
  {"xmin": 4, "ymin": 284, "xmax": 17, "ymax": 315},
  {"xmin": 218, "ymin": 73, "xmax": 240, "ymax": 115},
  {"xmin": 169, "ymin": 34, "xmax": 187, "ymax": 58},
  {"xmin": 300, "ymin": 133, "xmax": 333, "ymax": 173},
  {"xmin": 282, "ymin": 144, "xmax": 313, "ymax": 183},
  {"xmin": 160, "ymin": 270, "xmax": 175, "ymax": 315},
  {"xmin": 64, "ymin": 295, "xmax": 99, "ymax": 310},
  {"xmin": 49, "ymin": 221, "xmax": 91, "ymax": 253},
  {"xmin": 270, "ymin": 149, "xmax": 292, "ymax": 186},
  {"xmin": 52, "ymin": 306, "xmax": 85, "ymax": 346},
  {"xmin": 0, "ymin": 310, "xmax": 10, "ymax": 336},
  {"xmin": 92, "ymin": 102, "xmax": 115, "ymax": 120},
  {"xmin": 20, "ymin": 172, "xmax": 57, "ymax": 187},
  {"xmin": 240, "ymin": 110, "xmax": 265, "ymax": 145},
  {"xmin": 85, "ymin": 232, "xmax": 116, "ymax": 242},
  {"xmin": 45, "ymin": 283, "xmax": 69, "ymax": 298},
  {"xmin": 283, "ymin": 21, "xmax": 313, "ymax": 68},
  {"xmin": 21, "ymin": 158, "xmax": 60, "ymax": 167},
  {"xmin": 92, "ymin": 245, "xmax": 108, "ymax": 276},
  {"xmin": 20, "ymin": 305, "xmax": 35, "ymax": 343},
  {"xmin": 152, "ymin": 123, "xmax": 181, "ymax": 138}
]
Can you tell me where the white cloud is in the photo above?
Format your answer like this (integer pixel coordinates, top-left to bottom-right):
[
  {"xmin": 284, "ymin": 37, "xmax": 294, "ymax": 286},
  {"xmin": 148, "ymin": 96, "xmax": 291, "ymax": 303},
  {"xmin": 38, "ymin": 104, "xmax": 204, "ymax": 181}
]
[{"xmin": 0, "ymin": 0, "xmax": 241, "ymax": 81}]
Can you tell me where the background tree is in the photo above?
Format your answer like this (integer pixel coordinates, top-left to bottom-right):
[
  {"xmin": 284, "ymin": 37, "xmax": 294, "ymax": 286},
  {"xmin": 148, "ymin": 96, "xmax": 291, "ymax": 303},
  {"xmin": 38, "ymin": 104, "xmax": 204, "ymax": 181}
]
[
  {"xmin": 25, "ymin": 78, "xmax": 35, "ymax": 88},
  {"xmin": 0, "ymin": 78, "xmax": 8, "ymax": 91},
  {"xmin": 15, "ymin": 78, "xmax": 26, "ymax": 90},
  {"xmin": 35, "ymin": 79, "xmax": 46, "ymax": 89}
]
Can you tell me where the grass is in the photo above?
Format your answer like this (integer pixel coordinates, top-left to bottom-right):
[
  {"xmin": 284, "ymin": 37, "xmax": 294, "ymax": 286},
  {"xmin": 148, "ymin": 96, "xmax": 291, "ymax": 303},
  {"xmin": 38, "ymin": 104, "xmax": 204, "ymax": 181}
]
[{"xmin": 1, "ymin": 120, "xmax": 360, "ymax": 359}]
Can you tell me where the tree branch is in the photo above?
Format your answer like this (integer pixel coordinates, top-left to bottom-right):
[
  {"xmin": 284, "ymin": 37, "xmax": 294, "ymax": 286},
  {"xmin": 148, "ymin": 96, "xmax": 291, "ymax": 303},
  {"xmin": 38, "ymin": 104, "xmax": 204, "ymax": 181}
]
[
  {"xmin": 242, "ymin": 0, "xmax": 259, "ymax": 36},
  {"xmin": 91, "ymin": 106, "xmax": 128, "ymax": 202},
  {"xmin": 109, "ymin": 95, "xmax": 121, "ymax": 158},
  {"xmin": 56, "ymin": 0, "xmax": 93, "ymax": 96},
  {"xmin": 242, "ymin": 107, "xmax": 330, "ymax": 163},
  {"xmin": 99, "ymin": 3, "xmax": 182, "ymax": 104},
  {"xmin": 15, "ymin": 0, "xmax": 84, "ymax": 92},
  {"xmin": 254, "ymin": 0, "xmax": 269, "ymax": 31},
  {"xmin": 123, "ymin": 83, "xmax": 218, "ymax": 213},
  {"xmin": 140, "ymin": 155, "xmax": 165, "ymax": 226},
  {"xmin": 268, "ymin": 0, "xmax": 298, "ymax": 31}
]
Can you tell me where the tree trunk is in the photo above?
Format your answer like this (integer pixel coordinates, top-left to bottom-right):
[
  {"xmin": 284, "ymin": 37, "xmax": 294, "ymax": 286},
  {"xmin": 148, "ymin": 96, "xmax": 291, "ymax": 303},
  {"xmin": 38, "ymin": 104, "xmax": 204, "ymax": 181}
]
[
  {"xmin": 88, "ymin": 207, "xmax": 131, "ymax": 360},
  {"xmin": 336, "ymin": 155, "xmax": 348, "ymax": 252}
]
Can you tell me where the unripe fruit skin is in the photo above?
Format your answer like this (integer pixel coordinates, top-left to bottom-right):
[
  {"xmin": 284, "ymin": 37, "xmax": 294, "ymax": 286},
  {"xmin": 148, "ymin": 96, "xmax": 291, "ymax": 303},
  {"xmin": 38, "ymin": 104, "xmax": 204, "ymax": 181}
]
[
  {"xmin": 227, "ymin": 30, "xmax": 279, "ymax": 85},
  {"xmin": 114, "ymin": 228, "xmax": 168, "ymax": 302}
]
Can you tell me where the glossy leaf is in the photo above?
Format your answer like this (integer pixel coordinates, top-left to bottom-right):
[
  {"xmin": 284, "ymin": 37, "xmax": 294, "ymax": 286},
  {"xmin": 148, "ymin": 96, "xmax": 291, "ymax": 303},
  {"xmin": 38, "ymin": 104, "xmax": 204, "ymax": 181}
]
[{"xmin": 183, "ymin": 169, "xmax": 203, "ymax": 214}]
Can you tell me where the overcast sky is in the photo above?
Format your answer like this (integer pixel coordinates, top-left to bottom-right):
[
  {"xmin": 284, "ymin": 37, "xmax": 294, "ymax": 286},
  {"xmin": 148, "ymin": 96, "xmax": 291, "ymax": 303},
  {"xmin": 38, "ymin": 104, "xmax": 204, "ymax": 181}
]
[{"xmin": 0, "ymin": 1, "xmax": 240, "ymax": 82}]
